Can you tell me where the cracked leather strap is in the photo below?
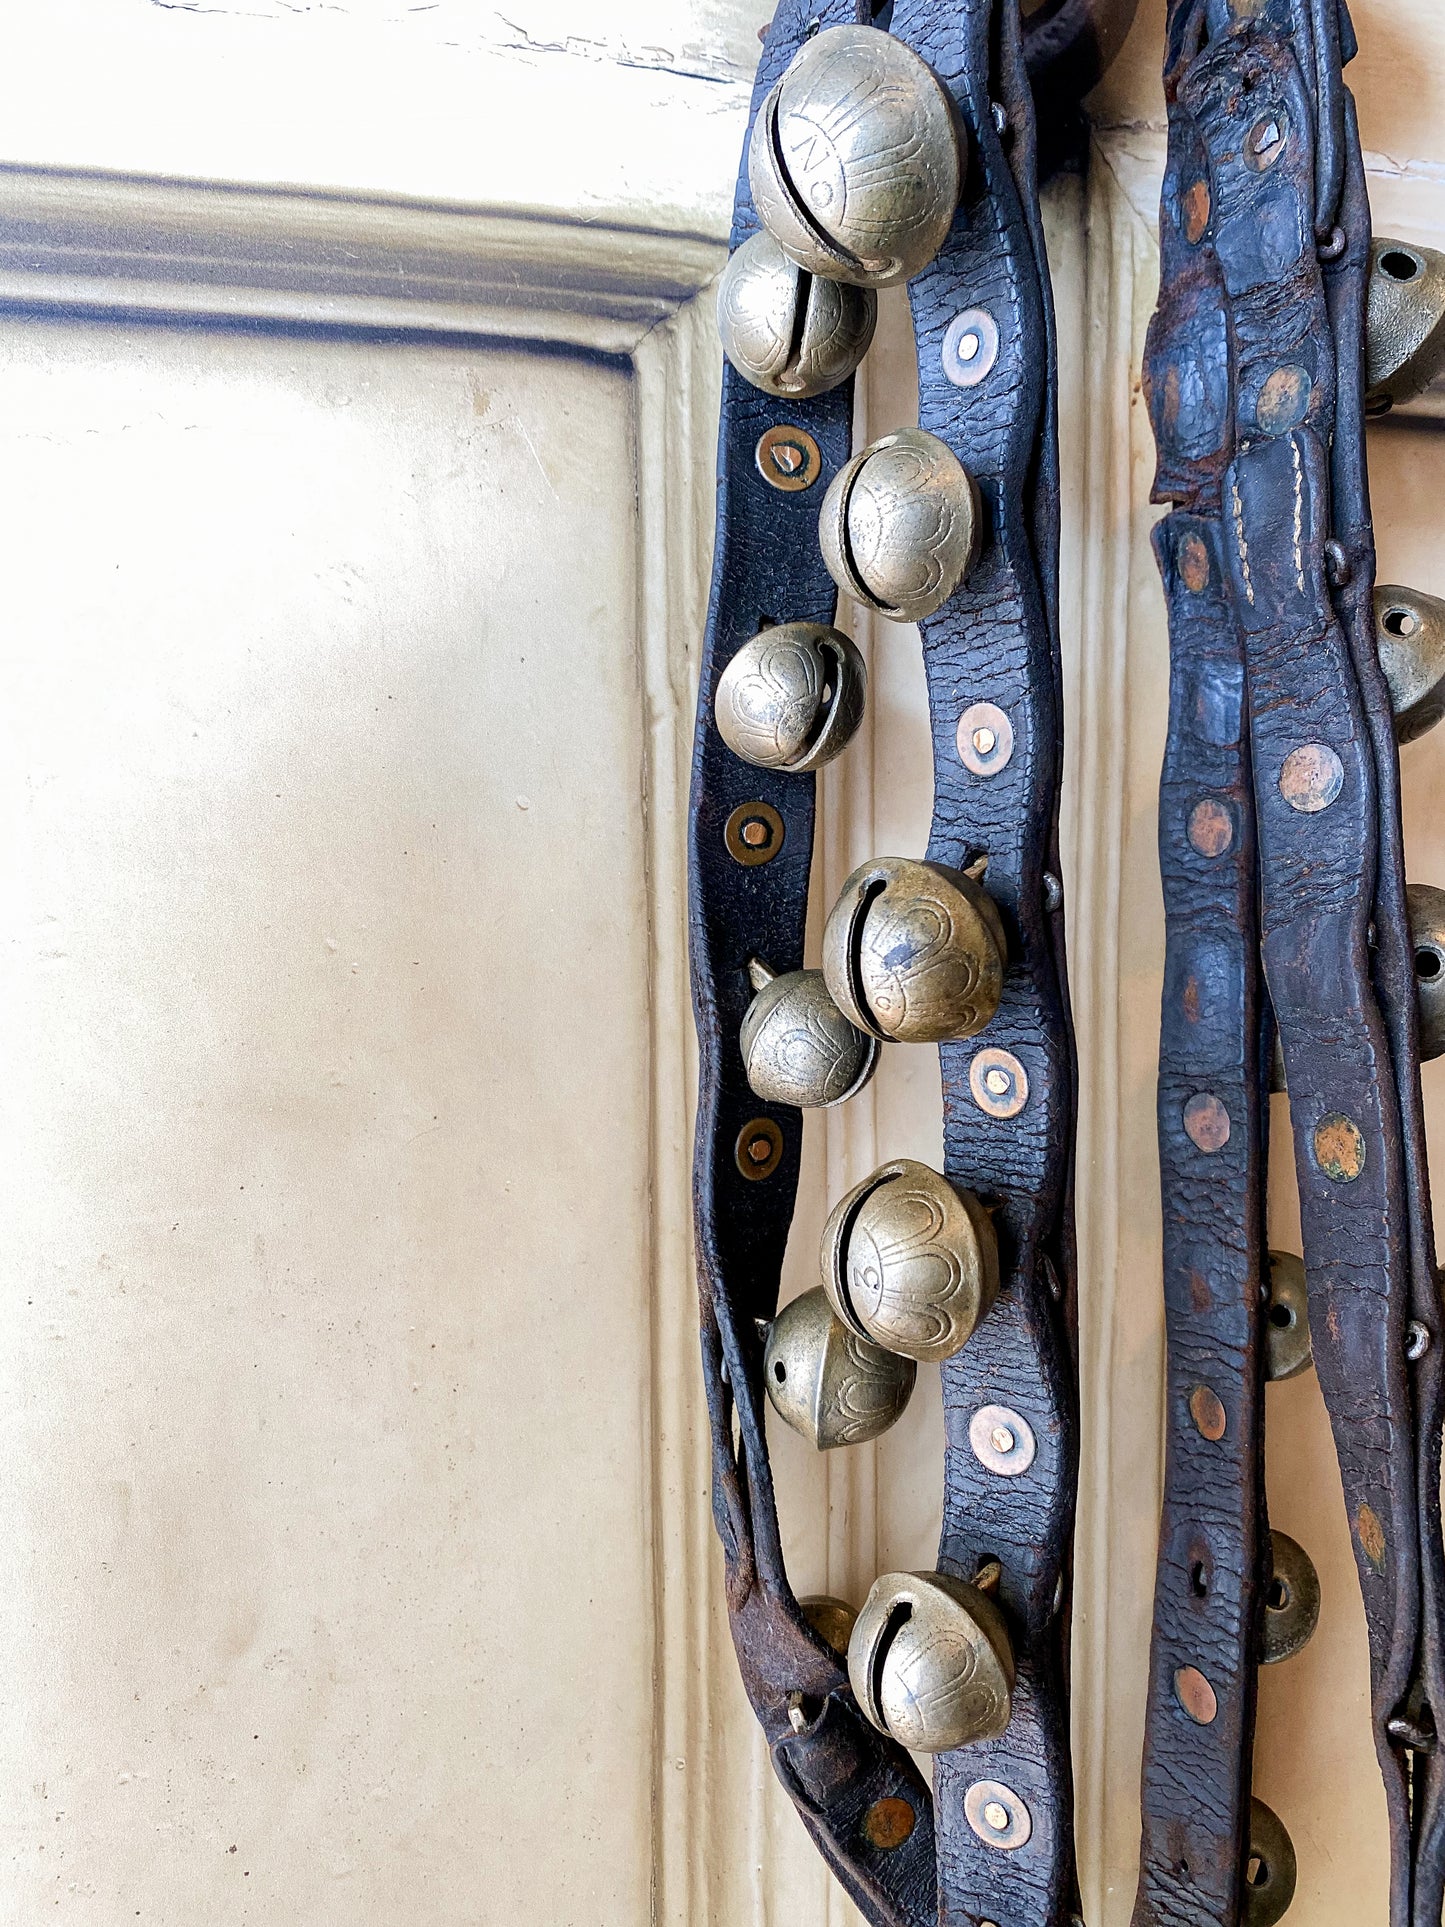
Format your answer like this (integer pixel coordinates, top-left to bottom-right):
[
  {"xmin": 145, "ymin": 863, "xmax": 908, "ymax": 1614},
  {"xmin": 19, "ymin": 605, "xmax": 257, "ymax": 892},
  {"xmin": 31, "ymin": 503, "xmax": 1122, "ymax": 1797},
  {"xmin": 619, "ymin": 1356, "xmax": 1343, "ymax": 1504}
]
[
  {"xmin": 1132, "ymin": 9, "xmax": 1270, "ymax": 1919},
  {"xmin": 886, "ymin": 1, "xmax": 1082, "ymax": 1922}
]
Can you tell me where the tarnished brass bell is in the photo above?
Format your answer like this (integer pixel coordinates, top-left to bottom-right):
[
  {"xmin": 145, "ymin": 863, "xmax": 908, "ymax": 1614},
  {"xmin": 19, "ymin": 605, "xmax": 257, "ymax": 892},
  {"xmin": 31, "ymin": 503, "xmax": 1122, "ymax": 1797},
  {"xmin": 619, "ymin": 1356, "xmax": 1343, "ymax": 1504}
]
[
  {"xmin": 800, "ymin": 1594, "xmax": 858, "ymax": 1656},
  {"xmin": 741, "ymin": 960, "xmax": 878, "ymax": 1109},
  {"xmin": 819, "ymin": 429, "xmax": 980, "ymax": 622},
  {"xmin": 1265, "ymin": 1250, "xmax": 1312, "ymax": 1382},
  {"xmin": 715, "ymin": 622, "xmax": 866, "ymax": 772},
  {"xmin": 716, "ymin": 230, "xmax": 877, "ymax": 398},
  {"xmin": 847, "ymin": 1569, "xmax": 1014, "ymax": 1752},
  {"xmin": 821, "ymin": 856, "xmax": 1005, "ymax": 1045},
  {"xmin": 763, "ymin": 1286, "xmax": 915, "ymax": 1450},
  {"xmin": 1410, "ymin": 882, "xmax": 1445, "ymax": 1061},
  {"xmin": 748, "ymin": 24, "xmax": 961, "ymax": 289},
  {"xmin": 1261, "ymin": 1530, "xmax": 1321, "ymax": 1665},
  {"xmin": 1366, "ymin": 238, "xmax": 1445, "ymax": 414},
  {"xmin": 821, "ymin": 1157, "xmax": 999, "ymax": 1364},
  {"xmin": 1375, "ymin": 585, "xmax": 1445, "ymax": 742},
  {"xmin": 1244, "ymin": 1798, "xmax": 1298, "ymax": 1927}
]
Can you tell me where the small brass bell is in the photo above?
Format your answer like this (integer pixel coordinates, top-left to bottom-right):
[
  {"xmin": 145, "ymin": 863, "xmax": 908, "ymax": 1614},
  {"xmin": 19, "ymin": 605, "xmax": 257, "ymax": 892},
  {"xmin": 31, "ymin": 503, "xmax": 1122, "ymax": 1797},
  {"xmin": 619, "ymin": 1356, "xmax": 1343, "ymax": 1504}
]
[
  {"xmin": 715, "ymin": 622, "xmax": 866, "ymax": 772},
  {"xmin": 819, "ymin": 429, "xmax": 980, "ymax": 622},
  {"xmin": 1375, "ymin": 585, "xmax": 1445, "ymax": 742},
  {"xmin": 716, "ymin": 230, "xmax": 877, "ymax": 398},
  {"xmin": 847, "ymin": 1569, "xmax": 1014, "ymax": 1752},
  {"xmin": 1366, "ymin": 238, "xmax": 1445, "ymax": 414},
  {"xmin": 1410, "ymin": 882, "xmax": 1445, "ymax": 1062},
  {"xmin": 821, "ymin": 1157, "xmax": 999, "ymax": 1363},
  {"xmin": 748, "ymin": 24, "xmax": 961, "ymax": 288},
  {"xmin": 741, "ymin": 960, "xmax": 878, "ymax": 1109},
  {"xmin": 799, "ymin": 1593, "xmax": 858, "ymax": 1656},
  {"xmin": 1261, "ymin": 1530, "xmax": 1321, "ymax": 1666},
  {"xmin": 821, "ymin": 855, "xmax": 1005, "ymax": 1045},
  {"xmin": 763, "ymin": 1286, "xmax": 916, "ymax": 1449},
  {"xmin": 1265, "ymin": 1250, "xmax": 1312, "ymax": 1382},
  {"xmin": 1244, "ymin": 1798, "xmax": 1298, "ymax": 1927}
]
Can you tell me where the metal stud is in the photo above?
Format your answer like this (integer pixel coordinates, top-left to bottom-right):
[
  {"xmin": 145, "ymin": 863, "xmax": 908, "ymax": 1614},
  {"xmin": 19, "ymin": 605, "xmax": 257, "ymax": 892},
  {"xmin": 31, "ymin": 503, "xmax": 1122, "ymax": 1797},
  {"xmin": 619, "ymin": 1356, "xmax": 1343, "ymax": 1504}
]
[
  {"xmin": 1366, "ymin": 237, "xmax": 1445, "ymax": 414},
  {"xmin": 847, "ymin": 1570, "xmax": 1014, "ymax": 1752},
  {"xmin": 1244, "ymin": 1798, "xmax": 1298, "ymax": 1927},
  {"xmin": 735, "ymin": 1116, "xmax": 784, "ymax": 1180},
  {"xmin": 756, "ymin": 424, "xmax": 823, "ymax": 491},
  {"xmin": 748, "ymin": 24, "xmax": 962, "ymax": 288},
  {"xmin": 1278, "ymin": 743, "xmax": 1344, "ymax": 814},
  {"xmin": 715, "ymin": 623, "xmax": 866, "ymax": 773},
  {"xmin": 821, "ymin": 855, "xmax": 1005, "ymax": 1045},
  {"xmin": 963, "ymin": 1779, "xmax": 1032, "ymax": 1852},
  {"xmin": 717, "ymin": 230, "xmax": 878, "ymax": 398},
  {"xmin": 1408, "ymin": 883, "xmax": 1445, "ymax": 1062},
  {"xmin": 741, "ymin": 961, "xmax": 879, "ymax": 1109},
  {"xmin": 821, "ymin": 1156, "xmax": 998, "ymax": 1363},
  {"xmin": 969, "ymin": 1403, "xmax": 1036, "ymax": 1476},
  {"xmin": 763, "ymin": 1287, "xmax": 915, "ymax": 1450},
  {"xmin": 1265, "ymin": 1250, "xmax": 1313, "ymax": 1382},
  {"xmin": 942, "ymin": 308, "xmax": 1000, "ymax": 388},
  {"xmin": 1375, "ymin": 585, "xmax": 1445, "ymax": 742},
  {"xmin": 957, "ymin": 701, "xmax": 1014, "ymax": 777},
  {"xmin": 1261, "ymin": 1531, "xmax": 1321, "ymax": 1665},
  {"xmin": 818, "ymin": 429, "xmax": 981, "ymax": 622},
  {"xmin": 969, "ymin": 1047, "xmax": 1029, "ymax": 1119},
  {"xmin": 724, "ymin": 800, "xmax": 785, "ymax": 866}
]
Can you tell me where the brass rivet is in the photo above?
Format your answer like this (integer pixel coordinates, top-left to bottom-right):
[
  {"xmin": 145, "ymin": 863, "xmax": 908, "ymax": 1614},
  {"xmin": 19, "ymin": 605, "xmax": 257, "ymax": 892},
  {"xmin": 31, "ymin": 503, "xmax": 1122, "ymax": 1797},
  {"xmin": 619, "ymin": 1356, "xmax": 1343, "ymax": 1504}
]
[
  {"xmin": 1314, "ymin": 1111, "xmax": 1366, "ymax": 1183},
  {"xmin": 1188, "ymin": 798, "xmax": 1234, "ymax": 858},
  {"xmin": 1178, "ymin": 531, "xmax": 1210, "ymax": 592},
  {"xmin": 964, "ymin": 1780, "xmax": 1032, "ymax": 1850},
  {"xmin": 942, "ymin": 308, "xmax": 1000, "ymax": 389},
  {"xmin": 1279, "ymin": 743, "xmax": 1343, "ymax": 813},
  {"xmin": 756, "ymin": 424, "xmax": 822, "ymax": 492},
  {"xmin": 983, "ymin": 1801, "xmax": 1009, "ymax": 1832},
  {"xmin": 970, "ymin": 1047, "xmax": 1029, "ymax": 1120},
  {"xmin": 1174, "ymin": 1665, "xmax": 1218, "ymax": 1724},
  {"xmin": 1183, "ymin": 1092, "xmax": 1231, "ymax": 1153},
  {"xmin": 860, "ymin": 1796, "xmax": 916, "ymax": 1852},
  {"xmin": 1357, "ymin": 1503, "xmax": 1387, "ymax": 1573},
  {"xmin": 1183, "ymin": 179, "xmax": 1211, "ymax": 245},
  {"xmin": 735, "ymin": 1117, "xmax": 784, "ymax": 1181},
  {"xmin": 957, "ymin": 701, "xmax": 1014, "ymax": 777},
  {"xmin": 1190, "ymin": 1385, "xmax": 1227, "ymax": 1440},
  {"xmin": 969, "ymin": 1403, "xmax": 1036, "ymax": 1476},
  {"xmin": 1257, "ymin": 365, "xmax": 1313, "ymax": 435},
  {"xmin": 724, "ymin": 800, "xmax": 785, "ymax": 866}
]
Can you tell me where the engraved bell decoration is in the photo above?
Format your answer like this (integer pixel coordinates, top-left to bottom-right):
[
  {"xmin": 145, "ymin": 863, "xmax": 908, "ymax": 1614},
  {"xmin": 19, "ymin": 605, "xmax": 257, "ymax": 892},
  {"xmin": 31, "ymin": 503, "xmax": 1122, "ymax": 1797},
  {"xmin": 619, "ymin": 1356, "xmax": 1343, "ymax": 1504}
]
[
  {"xmin": 1375, "ymin": 585, "xmax": 1445, "ymax": 742},
  {"xmin": 819, "ymin": 429, "xmax": 980, "ymax": 622},
  {"xmin": 715, "ymin": 622, "xmax": 866, "ymax": 772},
  {"xmin": 821, "ymin": 1157, "xmax": 999, "ymax": 1364},
  {"xmin": 1244, "ymin": 1798, "xmax": 1298, "ymax": 1927},
  {"xmin": 847, "ymin": 1569, "xmax": 1014, "ymax": 1752},
  {"xmin": 1409, "ymin": 882, "xmax": 1445, "ymax": 1061},
  {"xmin": 741, "ymin": 960, "xmax": 878, "ymax": 1109},
  {"xmin": 1260, "ymin": 1530, "xmax": 1321, "ymax": 1666},
  {"xmin": 1366, "ymin": 238, "xmax": 1445, "ymax": 414},
  {"xmin": 748, "ymin": 24, "xmax": 962, "ymax": 289},
  {"xmin": 1265, "ymin": 1250, "xmax": 1313, "ymax": 1382},
  {"xmin": 763, "ymin": 1287, "xmax": 915, "ymax": 1450},
  {"xmin": 717, "ymin": 230, "xmax": 877, "ymax": 398},
  {"xmin": 821, "ymin": 855, "xmax": 1005, "ymax": 1045}
]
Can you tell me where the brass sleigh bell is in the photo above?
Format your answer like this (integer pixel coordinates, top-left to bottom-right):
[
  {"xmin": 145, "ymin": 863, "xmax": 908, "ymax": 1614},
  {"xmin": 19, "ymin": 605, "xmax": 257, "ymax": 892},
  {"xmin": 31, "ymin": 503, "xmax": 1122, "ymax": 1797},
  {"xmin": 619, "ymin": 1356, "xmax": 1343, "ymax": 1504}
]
[
  {"xmin": 1366, "ymin": 237, "xmax": 1445, "ymax": 414},
  {"xmin": 741, "ymin": 961, "xmax": 878, "ymax": 1109},
  {"xmin": 763, "ymin": 1286, "xmax": 915, "ymax": 1450},
  {"xmin": 819, "ymin": 428, "xmax": 981, "ymax": 622},
  {"xmin": 1244, "ymin": 1797, "xmax": 1298, "ymax": 1927},
  {"xmin": 799, "ymin": 1593, "xmax": 858, "ymax": 1656},
  {"xmin": 821, "ymin": 1157, "xmax": 999, "ymax": 1364},
  {"xmin": 1375, "ymin": 584, "xmax": 1445, "ymax": 743},
  {"xmin": 748, "ymin": 24, "xmax": 962, "ymax": 289},
  {"xmin": 715, "ymin": 622, "xmax": 866, "ymax": 772},
  {"xmin": 847, "ymin": 1569, "xmax": 1014, "ymax": 1752},
  {"xmin": 821, "ymin": 855, "xmax": 1005, "ymax": 1045},
  {"xmin": 1265, "ymin": 1250, "xmax": 1313, "ymax": 1382},
  {"xmin": 716, "ymin": 230, "xmax": 877, "ymax": 399},
  {"xmin": 1409, "ymin": 882, "xmax": 1445, "ymax": 1061},
  {"xmin": 1261, "ymin": 1530, "xmax": 1321, "ymax": 1666}
]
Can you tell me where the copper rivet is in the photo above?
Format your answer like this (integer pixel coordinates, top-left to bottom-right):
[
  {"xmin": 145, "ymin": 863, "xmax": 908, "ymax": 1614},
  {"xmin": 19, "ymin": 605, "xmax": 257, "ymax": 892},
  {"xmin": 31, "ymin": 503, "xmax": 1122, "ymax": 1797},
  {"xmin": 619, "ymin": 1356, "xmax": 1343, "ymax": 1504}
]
[
  {"xmin": 756, "ymin": 425, "xmax": 822, "ymax": 492},
  {"xmin": 1188, "ymin": 798, "xmax": 1234, "ymax": 858},
  {"xmin": 1279, "ymin": 743, "xmax": 1344, "ymax": 814},
  {"xmin": 1178, "ymin": 531, "xmax": 1210, "ymax": 592},
  {"xmin": 970, "ymin": 1047, "xmax": 1029, "ymax": 1120},
  {"xmin": 1174, "ymin": 1665, "xmax": 1218, "ymax": 1724},
  {"xmin": 969, "ymin": 1402, "xmax": 1036, "ymax": 1476},
  {"xmin": 860, "ymin": 1796, "xmax": 916, "ymax": 1852},
  {"xmin": 1357, "ymin": 1504, "xmax": 1387, "ymax": 1572},
  {"xmin": 1183, "ymin": 1092, "xmax": 1231, "ymax": 1153},
  {"xmin": 964, "ymin": 1779, "xmax": 1032, "ymax": 1850},
  {"xmin": 1257, "ymin": 365, "xmax": 1313, "ymax": 435},
  {"xmin": 1190, "ymin": 1385, "xmax": 1227, "ymax": 1440},
  {"xmin": 736, "ymin": 1117, "xmax": 784, "ymax": 1181},
  {"xmin": 1313, "ymin": 1111, "xmax": 1366, "ymax": 1183},
  {"xmin": 1183, "ymin": 179, "xmax": 1211, "ymax": 245},
  {"xmin": 942, "ymin": 308, "xmax": 1000, "ymax": 389},
  {"xmin": 724, "ymin": 800, "xmax": 785, "ymax": 866},
  {"xmin": 957, "ymin": 701, "xmax": 1014, "ymax": 777}
]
